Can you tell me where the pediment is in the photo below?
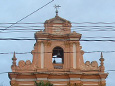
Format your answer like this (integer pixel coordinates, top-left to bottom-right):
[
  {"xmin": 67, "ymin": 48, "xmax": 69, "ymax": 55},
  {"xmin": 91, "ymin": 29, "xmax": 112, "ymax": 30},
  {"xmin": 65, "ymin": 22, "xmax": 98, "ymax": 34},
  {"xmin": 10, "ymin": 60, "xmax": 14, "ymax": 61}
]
[{"xmin": 45, "ymin": 16, "xmax": 71, "ymax": 24}]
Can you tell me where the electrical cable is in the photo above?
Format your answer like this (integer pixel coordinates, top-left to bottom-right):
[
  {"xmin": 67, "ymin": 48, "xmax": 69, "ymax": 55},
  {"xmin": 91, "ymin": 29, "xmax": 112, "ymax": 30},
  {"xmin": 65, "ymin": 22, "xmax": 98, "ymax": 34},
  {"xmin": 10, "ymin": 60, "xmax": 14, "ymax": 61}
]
[
  {"xmin": 0, "ymin": 51, "xmax": 115, "ymax": 55},
  {"xmin": 0, "ymin": 0, "xmax": 54, "ymax": 32},
  {"xmin": 0, "ymin": 38, "xmax": 115, "ymax": 42},
  {"xmin": 0, "ymin": 29, "xmax": 115, "ymax": 33},
  {"xmin": 1, "ymin": 25, "xmax": 115, "ymax": 28},
  {"xmin": 0, "ymin": 27, "xmax": 115, "ymax": 29},
  {"xmin": 0, "ymin": 72, "xmax": 9, "ymax": 74},
  {"xmin": 71, "ymin": 22, "xmax": 115, "ymax": 24},
  {"xmin": 1, "ymin": 22, "xmax": 115, "ymax": 24},
  {"xmin": 0, "ymin": 70, "xmax": 115, "ymax": 75},
  {"xmin": 1, "ymin": 25, "xmax": 115, "ymax": 32},
  {"xmin": 1, "ymin": 36, "xmax": 115, "ymax": 39}
]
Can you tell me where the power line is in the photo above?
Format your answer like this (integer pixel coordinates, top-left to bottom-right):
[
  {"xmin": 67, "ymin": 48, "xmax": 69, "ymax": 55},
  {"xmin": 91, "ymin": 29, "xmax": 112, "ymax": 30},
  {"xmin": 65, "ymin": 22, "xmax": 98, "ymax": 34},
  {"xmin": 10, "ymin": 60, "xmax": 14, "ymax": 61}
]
[
  {"xmin": 1, "ymin": 26, "xmax": 115, "ymax": 29},
  {"xmin": 0, "ymin": 30, "xmax": 115, "ymax": 33},
  {"xmin": 0, "ymin": 51, "xmax": 115, "ymax": 55},
  {"xmin": 0, "ymin": 70, "xmax": 115, "ymax": 75},
  {"xmin": 82, "ymin": 36, "xmax": 115, "ymax": 38},
  {"xmin": 0, "ymin": 37, "xmax": 115, "ymax": 40},
  {"xmin": 0, "ymin": 72, "xmax": 9, "ymax": 75},
  {"xmin": 71, "ymin": 22, "xmax": 115, "ymax": 24},
  {"xmin": 1, "ymin": 25, "xmax": 115, "ymax": 28},
  {"xmin": 0, "ymin": 23, "xmax": 44, "ymax": 24},
  {"xmin": 1, "ymin": 0, "xmax": 54, "ymax": 32},
  {"xmin": 1, "ymin": 28, "xmax": 115, "ymax": 33},
  {"xmin": 1, "ymin": 22, "xmax": 115, "ymax": 24},
  {"xmin": 0, "ymin": 38, "xmax": 115, "ymax": 42},
  {"xmin": 1, "ymin": 36, "xmax": 115, "ymax": 39},
  {"xmin": 1, "ymin": 25, "xmax": 115, "ymax": 32}
]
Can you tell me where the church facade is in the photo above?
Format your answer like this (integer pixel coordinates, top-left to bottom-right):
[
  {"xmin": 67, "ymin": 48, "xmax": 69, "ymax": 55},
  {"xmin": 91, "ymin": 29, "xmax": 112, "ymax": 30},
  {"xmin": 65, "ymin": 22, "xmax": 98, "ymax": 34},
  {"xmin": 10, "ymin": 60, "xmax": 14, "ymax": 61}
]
[{"xmin": 8, "ymin": 13, "xmax": 108, "ymax": 86}]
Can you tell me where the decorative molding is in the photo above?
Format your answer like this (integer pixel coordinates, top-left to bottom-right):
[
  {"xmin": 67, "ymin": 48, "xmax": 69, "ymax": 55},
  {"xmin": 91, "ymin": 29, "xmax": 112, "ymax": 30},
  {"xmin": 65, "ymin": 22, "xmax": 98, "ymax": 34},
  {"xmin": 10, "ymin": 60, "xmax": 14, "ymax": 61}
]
[
  {"xmin": 19, "ymin": 84, "xmax": 34, "ymax": 85},
  {"xmin": 48, "ymin": 79, "xmax": 69, "ymax": 81},
  {"xmin": 44, "ymin": 41, "xmax": 52, "ymax": 46},
  {"xmin": 70, "ymin": 78, "xmax": 80, "ymax": 80},
  {"xmin": 81, "ymin": 79, "xmax": 104, "ymax": 82},
  {"xmin": 15, "ymin": 78, "xmax": 105, "ymax": 82},
  {"xmin": 83, "ymin": 84, "xmax": 98, "ymax": 85},
  {"xmin": 37, "ymin": 41, "xmax": 42, "ymax": 45},
  {"xmin": 16, "ymin": 79, "xmax": 36, "ymax": 81},
  {"xmin": 54, "ymin": 84, "xmax": 67, "ymax": 85},
  {"xmin": 64, "ymin": 41, "xmax": 70, "ymax": 47},
  {"xmin": 12, "ymin": 78, "xmax": 16, "ymax": 80},
  {"xmin": 37, "ymin": 78, "xmax": 47, "ymax": 80}
]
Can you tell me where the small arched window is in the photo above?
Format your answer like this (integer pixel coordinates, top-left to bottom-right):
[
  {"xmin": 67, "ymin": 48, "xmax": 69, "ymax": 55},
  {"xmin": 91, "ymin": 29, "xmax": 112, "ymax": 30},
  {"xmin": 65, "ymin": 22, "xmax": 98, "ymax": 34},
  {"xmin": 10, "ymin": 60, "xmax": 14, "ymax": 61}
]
[{"xmin": 52, "ymin": 47, "xmax": 64, "ymax": 64}]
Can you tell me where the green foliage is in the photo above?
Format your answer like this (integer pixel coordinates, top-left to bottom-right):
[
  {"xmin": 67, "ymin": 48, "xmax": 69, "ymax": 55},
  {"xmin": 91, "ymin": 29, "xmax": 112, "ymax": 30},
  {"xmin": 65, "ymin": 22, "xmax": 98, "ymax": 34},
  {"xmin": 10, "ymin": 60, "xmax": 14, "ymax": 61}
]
[
  {"xmin": 35, "ymin": 81, "xmax": 53, "ymax": 86},
  {"xmin": 45, "ymin": 81, "xmax": 53, "ymax": 86}
]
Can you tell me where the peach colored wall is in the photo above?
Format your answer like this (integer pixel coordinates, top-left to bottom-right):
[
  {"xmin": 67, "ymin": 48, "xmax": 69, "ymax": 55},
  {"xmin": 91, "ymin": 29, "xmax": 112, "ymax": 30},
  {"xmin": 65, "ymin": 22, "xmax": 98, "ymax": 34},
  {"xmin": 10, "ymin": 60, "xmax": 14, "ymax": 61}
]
[{"xmin": 9, "ymin": 16, "xmax": 108, "ymax": 86}]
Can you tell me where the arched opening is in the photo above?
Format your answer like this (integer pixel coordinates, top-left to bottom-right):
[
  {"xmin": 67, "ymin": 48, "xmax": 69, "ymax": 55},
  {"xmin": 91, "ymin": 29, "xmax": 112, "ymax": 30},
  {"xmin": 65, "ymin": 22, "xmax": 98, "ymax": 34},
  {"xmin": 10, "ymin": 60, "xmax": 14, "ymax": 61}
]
[{"xmin": 52, "ymin": 47, "xmax": 64, "ymax": 64}]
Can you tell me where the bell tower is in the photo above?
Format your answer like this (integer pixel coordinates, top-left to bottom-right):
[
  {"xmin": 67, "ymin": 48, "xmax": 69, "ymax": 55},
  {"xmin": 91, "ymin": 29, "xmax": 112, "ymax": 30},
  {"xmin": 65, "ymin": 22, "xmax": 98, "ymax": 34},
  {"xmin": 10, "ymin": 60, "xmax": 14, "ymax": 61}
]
[
  {"xmin": 31, "ymin": 14, "xmax": 85, "ymax": 71},
  {"xmin": 9, "ymin": 9, "xmax": 108, "ymax": 86}
]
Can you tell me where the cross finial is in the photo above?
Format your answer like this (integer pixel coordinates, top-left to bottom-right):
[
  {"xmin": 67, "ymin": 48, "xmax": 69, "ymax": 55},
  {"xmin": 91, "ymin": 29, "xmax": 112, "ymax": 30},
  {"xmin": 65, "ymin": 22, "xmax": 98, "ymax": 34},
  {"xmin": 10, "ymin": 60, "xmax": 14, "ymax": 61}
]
[{"xmin": 54, "ymin": 5, "xmax": 61, "ymax": 16}]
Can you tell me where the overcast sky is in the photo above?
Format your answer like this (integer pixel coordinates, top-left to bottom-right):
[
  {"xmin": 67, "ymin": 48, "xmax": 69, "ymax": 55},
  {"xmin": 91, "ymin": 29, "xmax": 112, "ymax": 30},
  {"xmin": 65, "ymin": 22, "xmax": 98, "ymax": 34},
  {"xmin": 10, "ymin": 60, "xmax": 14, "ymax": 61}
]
[{"xmin": 0, "ymin": 0, "xmax": 115, "ymax": 86}]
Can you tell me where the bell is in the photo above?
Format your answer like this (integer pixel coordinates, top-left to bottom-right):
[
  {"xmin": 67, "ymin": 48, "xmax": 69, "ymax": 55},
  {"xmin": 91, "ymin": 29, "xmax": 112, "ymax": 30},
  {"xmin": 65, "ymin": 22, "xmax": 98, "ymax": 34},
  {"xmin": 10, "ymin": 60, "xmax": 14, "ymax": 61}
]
[{"xmin": 57, "ymin": 52, "xmax": 61, "ymax": 57}]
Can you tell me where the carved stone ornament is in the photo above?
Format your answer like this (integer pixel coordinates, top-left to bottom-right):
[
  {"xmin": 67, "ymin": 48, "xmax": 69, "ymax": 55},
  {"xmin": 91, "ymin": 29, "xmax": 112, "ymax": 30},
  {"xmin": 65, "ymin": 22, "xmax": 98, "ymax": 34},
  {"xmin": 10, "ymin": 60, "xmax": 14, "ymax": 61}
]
[
  {"xmin": 37, "ymin": 41, "xmax": 42, "ymax": 45},
  {"xmin": 64, "ymin": 41, "xmax": 71, "ymax": 47},
  {"xmin": 26, "ymin": 60, "xmax": 31, "ymax": 65},
  {"xmin": 18, "ymin": 60, "xmax": 25, "ymax": 68},
  {"xmin": 91, "ymin": 61, "xmax": 98, "ymax": 67},
  {"xmin": 85, "ymin": 61, "xmax": 90, "ymax": 66},
  {"xmin": 17, "ymin": 60, "xmax": 35, "ymax": 71},
  {"xmin": 44, "ymin": 41, "xmax": 52, "ymax": 46},
  {"xmin": 84, "ymin": 61, "xmax": 99, "ymax": 70}
]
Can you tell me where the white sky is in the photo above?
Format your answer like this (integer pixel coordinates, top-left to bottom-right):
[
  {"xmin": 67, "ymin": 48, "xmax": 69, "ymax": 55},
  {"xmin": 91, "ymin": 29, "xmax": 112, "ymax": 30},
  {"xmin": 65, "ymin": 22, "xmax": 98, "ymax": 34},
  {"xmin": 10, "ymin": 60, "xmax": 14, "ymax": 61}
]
[{"xmin": 0, "ymin": 0, "xmax": 115, "ymax": 86}]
